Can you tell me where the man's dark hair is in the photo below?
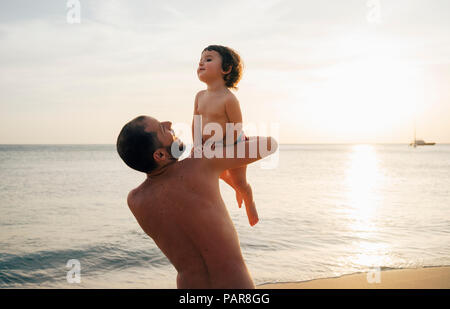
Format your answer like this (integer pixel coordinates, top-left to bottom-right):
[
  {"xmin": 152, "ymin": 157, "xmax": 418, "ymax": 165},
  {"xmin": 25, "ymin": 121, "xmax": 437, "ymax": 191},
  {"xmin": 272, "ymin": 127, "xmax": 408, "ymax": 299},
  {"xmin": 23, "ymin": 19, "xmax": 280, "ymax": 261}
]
[
  {"xmin": 116, "ymin": 116, "xmax": 162, "ymax": 173},
  {"xmin": 203, "ymin": 45, "xmax": 243, "ymax": 90}
]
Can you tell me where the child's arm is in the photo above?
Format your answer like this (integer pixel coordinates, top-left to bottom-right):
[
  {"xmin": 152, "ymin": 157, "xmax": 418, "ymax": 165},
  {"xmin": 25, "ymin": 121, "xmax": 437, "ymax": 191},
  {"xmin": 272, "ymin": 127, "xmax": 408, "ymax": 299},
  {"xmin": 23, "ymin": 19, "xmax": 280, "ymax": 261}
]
[{"xmin": 224, "ymin": 95, "xmax": 243, "ymax": 142}]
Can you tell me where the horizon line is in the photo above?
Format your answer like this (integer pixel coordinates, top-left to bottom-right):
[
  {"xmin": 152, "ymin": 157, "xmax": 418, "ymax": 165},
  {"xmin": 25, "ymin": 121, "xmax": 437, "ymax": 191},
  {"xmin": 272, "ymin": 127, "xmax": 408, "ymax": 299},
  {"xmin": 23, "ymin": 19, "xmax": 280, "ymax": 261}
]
[{"xmin": 1, "ymin": 143, "xmax": 449, "ymax": 146}]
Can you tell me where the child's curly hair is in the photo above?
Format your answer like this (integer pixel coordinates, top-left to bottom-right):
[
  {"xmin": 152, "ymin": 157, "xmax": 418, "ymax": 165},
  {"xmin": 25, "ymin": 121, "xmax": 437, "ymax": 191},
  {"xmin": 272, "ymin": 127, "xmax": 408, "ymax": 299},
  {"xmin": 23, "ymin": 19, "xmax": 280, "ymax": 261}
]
[{"xmin": 203, "ymin": 45, "xmax": 243, "ymax": 90}]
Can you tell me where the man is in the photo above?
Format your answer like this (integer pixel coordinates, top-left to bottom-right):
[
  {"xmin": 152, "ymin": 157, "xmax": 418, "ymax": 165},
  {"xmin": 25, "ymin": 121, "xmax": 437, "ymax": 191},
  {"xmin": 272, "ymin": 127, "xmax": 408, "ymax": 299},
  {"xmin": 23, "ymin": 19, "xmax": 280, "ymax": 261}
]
[{"xmin": 116, "ymin": 115, "xmax": 278, "ymax": 289}]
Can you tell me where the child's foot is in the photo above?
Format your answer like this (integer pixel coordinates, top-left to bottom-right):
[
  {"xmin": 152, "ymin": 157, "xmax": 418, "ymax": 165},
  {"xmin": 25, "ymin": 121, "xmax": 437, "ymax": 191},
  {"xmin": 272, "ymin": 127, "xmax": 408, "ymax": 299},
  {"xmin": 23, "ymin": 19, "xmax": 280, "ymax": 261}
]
[
  {"xmin": 240, "ymin": 183, "xmax": 258, "ymax": 226},
  {"xmin": 235, "ymin": 190, "xmax": 243, "ymax": 208},
  {"xmin": 245, "ymin": 201, "xmax": 259, "ymax": 227}
]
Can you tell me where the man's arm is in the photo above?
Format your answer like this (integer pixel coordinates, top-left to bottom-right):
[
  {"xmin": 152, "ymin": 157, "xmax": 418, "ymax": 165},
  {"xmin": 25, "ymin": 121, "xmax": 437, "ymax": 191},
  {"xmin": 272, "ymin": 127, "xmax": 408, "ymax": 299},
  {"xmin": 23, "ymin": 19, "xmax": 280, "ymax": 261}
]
[{"xmin": 204, "ymin": 136, "xmax": 278, "ymax": 172}]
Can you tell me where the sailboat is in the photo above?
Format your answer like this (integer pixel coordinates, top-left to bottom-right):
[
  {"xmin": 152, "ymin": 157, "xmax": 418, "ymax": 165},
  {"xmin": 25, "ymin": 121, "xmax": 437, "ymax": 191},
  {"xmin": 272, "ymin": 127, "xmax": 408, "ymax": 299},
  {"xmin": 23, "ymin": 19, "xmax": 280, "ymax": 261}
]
[{"xmin": 409, "ymin": 122, "xmax": 435, "ymax": 147}]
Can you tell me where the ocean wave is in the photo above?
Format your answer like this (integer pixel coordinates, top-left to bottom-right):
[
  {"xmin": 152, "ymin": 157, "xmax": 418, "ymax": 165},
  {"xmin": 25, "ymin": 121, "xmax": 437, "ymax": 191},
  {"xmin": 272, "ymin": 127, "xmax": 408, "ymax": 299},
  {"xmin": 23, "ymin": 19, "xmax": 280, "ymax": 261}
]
[{"xmin": 0, "ymin": 244, "xmax": 170, "ymax": 287}]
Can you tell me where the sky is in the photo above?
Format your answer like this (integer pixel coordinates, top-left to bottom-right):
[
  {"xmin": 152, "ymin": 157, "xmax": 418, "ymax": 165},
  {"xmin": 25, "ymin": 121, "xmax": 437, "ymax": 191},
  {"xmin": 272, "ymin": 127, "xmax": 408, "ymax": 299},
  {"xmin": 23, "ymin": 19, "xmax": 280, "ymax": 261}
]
[{"xmin": 0, "ymin": 0, "xmax": 449, "ymax": 144}]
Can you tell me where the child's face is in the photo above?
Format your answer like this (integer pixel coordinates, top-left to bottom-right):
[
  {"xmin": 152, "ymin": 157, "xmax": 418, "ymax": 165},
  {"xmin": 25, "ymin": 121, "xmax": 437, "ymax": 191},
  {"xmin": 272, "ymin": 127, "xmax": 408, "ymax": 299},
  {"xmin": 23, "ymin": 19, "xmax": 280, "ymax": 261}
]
[{"xmin": 197, "ymin": 50, "xmax": 225, "ymax": 83}]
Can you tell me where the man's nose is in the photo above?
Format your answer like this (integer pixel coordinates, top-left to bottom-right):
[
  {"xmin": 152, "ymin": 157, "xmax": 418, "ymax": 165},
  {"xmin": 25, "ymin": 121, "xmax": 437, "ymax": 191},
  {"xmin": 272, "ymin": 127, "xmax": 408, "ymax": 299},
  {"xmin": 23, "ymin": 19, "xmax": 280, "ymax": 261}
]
[{"xmin": 162, "ymin": 121, "xmax": 172, "ymax": 129}]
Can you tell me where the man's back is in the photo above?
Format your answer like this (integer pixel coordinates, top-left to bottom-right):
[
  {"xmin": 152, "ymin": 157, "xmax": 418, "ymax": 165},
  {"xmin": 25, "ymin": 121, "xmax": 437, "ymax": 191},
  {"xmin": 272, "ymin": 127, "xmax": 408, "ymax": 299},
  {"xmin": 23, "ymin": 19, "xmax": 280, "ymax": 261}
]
[{"xmin": 127, "ymin": 157, "xmax": 255, "ymax": 288}]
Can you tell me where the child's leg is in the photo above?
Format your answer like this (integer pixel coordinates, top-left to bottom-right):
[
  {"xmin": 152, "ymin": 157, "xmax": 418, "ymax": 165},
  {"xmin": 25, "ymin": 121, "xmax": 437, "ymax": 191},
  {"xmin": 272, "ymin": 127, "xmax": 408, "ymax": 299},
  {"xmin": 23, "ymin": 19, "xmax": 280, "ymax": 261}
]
[
  {"xmin": 219, "ymin": 170, "xmax": 243, "ymax": 208},
  {"xmin": 227, "ymin": 166, "xmax": 259, "ymax": 227}
]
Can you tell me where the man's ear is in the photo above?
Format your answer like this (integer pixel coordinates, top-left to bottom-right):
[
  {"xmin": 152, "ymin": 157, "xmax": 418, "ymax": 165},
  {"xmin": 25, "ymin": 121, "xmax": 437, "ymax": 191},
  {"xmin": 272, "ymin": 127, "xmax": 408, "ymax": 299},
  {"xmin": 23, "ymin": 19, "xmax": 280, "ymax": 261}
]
[{"xmin": 153, "ymin": 148, "xmax": 168, "ymax": 163}]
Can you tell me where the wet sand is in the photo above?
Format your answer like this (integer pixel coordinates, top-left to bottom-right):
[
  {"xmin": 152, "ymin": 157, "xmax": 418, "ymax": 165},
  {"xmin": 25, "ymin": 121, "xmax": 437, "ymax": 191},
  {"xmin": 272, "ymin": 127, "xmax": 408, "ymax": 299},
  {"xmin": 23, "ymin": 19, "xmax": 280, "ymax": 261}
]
[{"xmin": 257, "ymin": 266, "xmax": 450, "ymax": 289}]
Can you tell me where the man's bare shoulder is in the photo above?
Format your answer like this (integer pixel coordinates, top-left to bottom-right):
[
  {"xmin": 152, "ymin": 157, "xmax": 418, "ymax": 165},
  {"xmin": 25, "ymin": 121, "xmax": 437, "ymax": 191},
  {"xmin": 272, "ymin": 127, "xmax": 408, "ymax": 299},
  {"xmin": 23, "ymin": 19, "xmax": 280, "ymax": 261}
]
[
  {"xmin": 127, "ymin": 185, "xmax": 144, "ymax": 212},
  {"xmin": 127, "ymin": 187, "xmax": 136, "ymax": 206},
  {"xmin": 126, "ymin": 178, "xmax": 153, "ymax": 210},
  {"xmin": 178, "ymin": 157, "xmax": 217, "ymax": 179}
]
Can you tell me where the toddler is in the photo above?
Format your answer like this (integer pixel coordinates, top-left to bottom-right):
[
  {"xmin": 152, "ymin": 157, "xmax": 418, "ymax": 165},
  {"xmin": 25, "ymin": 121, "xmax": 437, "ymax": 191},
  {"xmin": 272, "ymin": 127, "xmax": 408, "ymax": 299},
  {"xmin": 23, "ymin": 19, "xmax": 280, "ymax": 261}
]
[{"xmin": 192, "ymin": 45, "xmax": 259, "ymax": 227}]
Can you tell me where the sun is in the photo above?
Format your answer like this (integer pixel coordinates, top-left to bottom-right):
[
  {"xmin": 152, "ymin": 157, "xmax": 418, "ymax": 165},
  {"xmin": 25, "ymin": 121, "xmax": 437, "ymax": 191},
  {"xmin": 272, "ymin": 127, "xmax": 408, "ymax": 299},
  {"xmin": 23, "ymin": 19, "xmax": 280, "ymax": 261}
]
[{"xmin": 296, "ymin": 33, "xmax": 426, "ymax": 141}]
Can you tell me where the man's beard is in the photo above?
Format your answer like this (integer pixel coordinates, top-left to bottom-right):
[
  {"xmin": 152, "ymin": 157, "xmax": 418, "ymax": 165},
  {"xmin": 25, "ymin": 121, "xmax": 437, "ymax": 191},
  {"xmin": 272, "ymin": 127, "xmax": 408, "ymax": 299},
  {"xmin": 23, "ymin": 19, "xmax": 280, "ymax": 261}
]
[{"xmin": 166, "ymin": 139, "xmax": 186, "ymax": 160}]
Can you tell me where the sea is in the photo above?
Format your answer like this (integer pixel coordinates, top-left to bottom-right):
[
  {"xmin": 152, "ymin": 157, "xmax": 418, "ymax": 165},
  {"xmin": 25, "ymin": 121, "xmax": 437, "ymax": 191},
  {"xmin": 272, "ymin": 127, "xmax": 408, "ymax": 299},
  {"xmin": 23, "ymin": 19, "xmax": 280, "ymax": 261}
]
[{"xmin": 1, "ymin": 144, "xmax": 449, "ymax": 288}]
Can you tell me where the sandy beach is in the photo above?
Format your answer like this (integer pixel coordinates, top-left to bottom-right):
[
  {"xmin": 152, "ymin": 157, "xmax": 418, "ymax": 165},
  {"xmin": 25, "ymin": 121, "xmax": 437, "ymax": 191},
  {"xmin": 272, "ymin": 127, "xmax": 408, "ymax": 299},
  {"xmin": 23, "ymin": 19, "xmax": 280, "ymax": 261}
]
[{"xmin": 257, "ymin": 267, "xmax": 450, "ymax": 289}]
